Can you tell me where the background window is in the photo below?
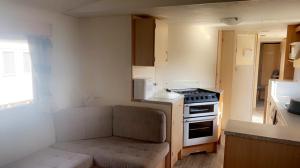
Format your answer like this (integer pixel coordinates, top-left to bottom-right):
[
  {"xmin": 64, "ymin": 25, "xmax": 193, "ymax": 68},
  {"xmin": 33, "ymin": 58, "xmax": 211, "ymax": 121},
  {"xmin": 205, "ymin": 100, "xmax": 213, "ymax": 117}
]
[
  {"xmin": 2, "ymin": 51, "xmax": 16, "ymax": 76},
  {"xmin": 0, "ymin": 40, "xmax": 33, "ymax": 108},
  {"xmin": 23, "ymin": 52, "xmax": 31, "ymax": 73}
]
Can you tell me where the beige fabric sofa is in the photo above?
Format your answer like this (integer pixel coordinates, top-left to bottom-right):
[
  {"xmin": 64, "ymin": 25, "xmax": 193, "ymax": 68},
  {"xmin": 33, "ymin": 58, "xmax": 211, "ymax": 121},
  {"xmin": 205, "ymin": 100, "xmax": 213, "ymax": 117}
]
[
  {"xmin": 3, "ymin": 106, "xmax": 169, "ymax": 168},
  {"xmin": 4, "ymin": 148, "xmax": 93, "ymax": 168}
]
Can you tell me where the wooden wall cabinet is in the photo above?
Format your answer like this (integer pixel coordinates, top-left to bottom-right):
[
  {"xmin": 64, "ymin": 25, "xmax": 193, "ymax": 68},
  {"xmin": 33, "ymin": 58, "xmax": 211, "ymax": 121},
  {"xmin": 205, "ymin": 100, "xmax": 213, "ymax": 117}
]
[
  {"xmin": 155, "ymin": 19, "xmax": 168, "ymax": 66},
  {"xmin": 282, "ymin": 24, "xmax": 300, "ymax": 79},
  {"xmin": 132, "ymin": 16, "xmax": 168, "ymax": 66}
]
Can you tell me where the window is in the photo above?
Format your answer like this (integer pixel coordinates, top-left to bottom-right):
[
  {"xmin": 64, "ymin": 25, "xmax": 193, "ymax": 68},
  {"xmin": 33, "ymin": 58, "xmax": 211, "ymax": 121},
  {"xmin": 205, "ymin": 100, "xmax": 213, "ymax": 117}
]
[
  {"xmin": 2, "ymin": 51, "xmax": 16, "ymax": 76},
  {"xmin": 0, "ymin": 40, "xmax": 33, "ymax": 109},
  {"xmin": 23, "ymin": 52, "xmax": 31, "ymax": 73}
]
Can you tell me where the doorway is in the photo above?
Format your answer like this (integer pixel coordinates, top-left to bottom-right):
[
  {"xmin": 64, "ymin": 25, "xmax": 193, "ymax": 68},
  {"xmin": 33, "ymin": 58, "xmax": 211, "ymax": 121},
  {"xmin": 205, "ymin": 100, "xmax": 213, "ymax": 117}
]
[{"xmin": 253, "ymin": 42, "xmax": 282, "ymax": 123}]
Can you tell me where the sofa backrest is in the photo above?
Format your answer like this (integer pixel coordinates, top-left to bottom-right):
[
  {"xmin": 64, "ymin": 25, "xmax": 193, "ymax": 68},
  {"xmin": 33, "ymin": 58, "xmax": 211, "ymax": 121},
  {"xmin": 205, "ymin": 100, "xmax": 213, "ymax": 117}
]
[
  {"xmin": 52, "ymin": 106, "xmax": 112, "ymax": 142},
  {"xmin": 113, "ymin": 105, "xmax": 166, "ymax": 143}
]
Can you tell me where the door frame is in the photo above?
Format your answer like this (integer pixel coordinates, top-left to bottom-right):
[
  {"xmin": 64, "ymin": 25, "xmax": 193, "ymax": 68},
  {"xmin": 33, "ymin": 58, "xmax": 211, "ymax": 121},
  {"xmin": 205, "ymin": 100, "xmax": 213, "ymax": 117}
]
[{"xmin": 252, "ymin": 38, "xmax": 283, "ymax": 109}]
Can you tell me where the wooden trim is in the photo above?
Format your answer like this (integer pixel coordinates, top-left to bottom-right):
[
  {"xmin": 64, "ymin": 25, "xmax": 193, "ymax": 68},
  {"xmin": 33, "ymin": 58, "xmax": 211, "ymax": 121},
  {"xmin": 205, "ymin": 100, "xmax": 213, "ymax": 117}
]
[
  {"xmin": 165, "ymin": 152, "xmax": 171, "ymax": 168},
  {"xmin": 131, "ymin": 15, "xmax": 136, "ymax": 66},
  {"xmin": 279, "ymin": 39, "xmax": 287, "ymax": 80},
  {"xmin": 177, "ymin": 150, "xmax": 183, "ymax": 160},
  {"xmin": 215, "ymin": 30, "xmax": 223, "ymax": 89},
  {"xmin": 131, "ymin": 16, "xmax": 135, "ymax": 100},
  {"xmin": 218, "ymin": 30, "xmax": 235, "ymax": 128},
  {"xmin": 252, "ymin": 34, "xmax": 260, "ymax": 109},
  {"xmin": 182, "ymin": 142, "xmax": 217, "ymax": 157},
  {"xmin": 152, "ymin": 19, "xmax": 156, "ymax": 66},
  {"xmin": 170, "ymin": 100, "xmax": 184, "ymax": 167}
]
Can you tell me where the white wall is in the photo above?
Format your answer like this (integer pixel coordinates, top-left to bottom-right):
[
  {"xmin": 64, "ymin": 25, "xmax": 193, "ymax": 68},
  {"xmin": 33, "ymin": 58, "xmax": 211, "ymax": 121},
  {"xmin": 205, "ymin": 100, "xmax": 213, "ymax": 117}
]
[
  {"xmin": 79, "ymin": 18, "xmax": 219, "ymax": 105},
  {"xmin": 294, "ymin": 68, "xmax": 300, "ymax": 81},
  {"xmin": 156, "ymin": 23, "xmax": 219, "ymax": 89},
  {"xmin": 79, "ymin": 16, "xmax": 132, "ymax": 106},
  {"xmin": 0, "ymin": 2, "xmax": 82, "ymax": 166},
  {"xmin": 132, "ymin": 66, "xmax": 155, "ymax": 80},
  {"xmin": 230, "ymin": 34, "xmax": 256, "ymax": 122}
]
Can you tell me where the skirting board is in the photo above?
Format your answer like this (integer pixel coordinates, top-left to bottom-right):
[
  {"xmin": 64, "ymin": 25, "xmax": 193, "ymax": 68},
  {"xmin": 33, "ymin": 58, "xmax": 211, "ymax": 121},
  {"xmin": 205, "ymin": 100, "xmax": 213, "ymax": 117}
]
[{"xmin": 182, "ymin": 142, "xmax": 217, "ymax": 156}]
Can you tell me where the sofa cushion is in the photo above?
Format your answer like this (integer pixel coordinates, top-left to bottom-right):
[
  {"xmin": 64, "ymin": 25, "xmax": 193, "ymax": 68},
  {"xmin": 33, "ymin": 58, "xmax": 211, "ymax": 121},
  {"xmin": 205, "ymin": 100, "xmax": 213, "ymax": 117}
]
[
  {"xmin": 52, "ymin": 136, "xmax": 169, "ymax": 168},
  {"xmin": 3, "ymin": 148, "xmax": 93, "ymax": 168},
  {"xmin": 52, "ymin": 106, "xmax": 112, "ymax": 142},
  {"xmin": 113, "ymin": 106, "xmax": 166, "ymax": 143}
]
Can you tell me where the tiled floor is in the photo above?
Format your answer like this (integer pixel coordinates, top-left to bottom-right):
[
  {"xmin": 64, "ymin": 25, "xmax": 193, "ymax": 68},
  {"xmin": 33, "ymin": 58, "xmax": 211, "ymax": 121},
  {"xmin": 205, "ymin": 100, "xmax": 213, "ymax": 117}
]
[{"xmin": 174, "ymin": 136, "xmax": 225, "ymax": 168}]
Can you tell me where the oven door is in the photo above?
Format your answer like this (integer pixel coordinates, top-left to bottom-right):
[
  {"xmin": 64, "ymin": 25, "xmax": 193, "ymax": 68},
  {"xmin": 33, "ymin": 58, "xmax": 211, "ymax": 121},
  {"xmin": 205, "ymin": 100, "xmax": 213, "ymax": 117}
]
[
  {"xmin": 184, "ymin": 102, "xmax": 218, "ymax": 118},
  {"xmin": 184, "ymin": 115, "xmax": 218, "ymax": 147}
]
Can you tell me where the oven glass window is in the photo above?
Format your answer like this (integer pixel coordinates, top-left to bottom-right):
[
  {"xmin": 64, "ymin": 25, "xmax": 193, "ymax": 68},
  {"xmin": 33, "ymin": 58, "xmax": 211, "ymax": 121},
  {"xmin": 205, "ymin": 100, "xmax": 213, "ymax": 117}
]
[
  {"xmin": 189, "ymin": 105, "xmax": 214, "ymax": 114},
  {"xmin": 189, "ymin": 121, "xmax": 213, "ymax": 139}
]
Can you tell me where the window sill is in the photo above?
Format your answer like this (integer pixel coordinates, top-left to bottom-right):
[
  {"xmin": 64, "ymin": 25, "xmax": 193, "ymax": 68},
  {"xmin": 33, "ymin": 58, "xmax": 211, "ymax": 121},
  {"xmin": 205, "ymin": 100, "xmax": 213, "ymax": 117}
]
[{"xmin": 0, "ymin": 100, "xmax": 33, "ymax": 112}]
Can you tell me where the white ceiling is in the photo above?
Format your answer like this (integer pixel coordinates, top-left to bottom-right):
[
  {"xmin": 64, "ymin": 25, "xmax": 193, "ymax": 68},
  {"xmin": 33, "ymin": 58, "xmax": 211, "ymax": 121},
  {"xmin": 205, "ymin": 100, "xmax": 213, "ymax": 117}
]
[
  {"xmin": 9, "ymin": 0, "xmax": 300, "ymax": 27},
  {"xmin": 141, "ymin": 0, "xmax": 300, "ymax": 25},
  {"xmin": 51, "ymin": 0, "xmax": 300, "ymax": 28},
  {"xmin": 139, "ymin": 0, "xmax": 300, "ymax": 37},
  {"xmin": 8, "ymin": 0, "xmax": 98, "ymax": 12},
  {"xmin": 6, "ymin": 0, "xmax": 242, "ymax": 16},
  {"xmin": 7, "ymin": 0, "xmax": 300, "ymax": 37},
  {"xmin": 64, "ymin": 0, "xmax": 243, "ymax": 17}
]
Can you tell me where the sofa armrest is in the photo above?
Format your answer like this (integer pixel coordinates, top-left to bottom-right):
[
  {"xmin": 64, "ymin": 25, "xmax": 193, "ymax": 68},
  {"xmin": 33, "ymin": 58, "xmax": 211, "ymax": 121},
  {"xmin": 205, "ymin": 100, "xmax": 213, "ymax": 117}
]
[{"xmin": 113, "ymin": 105, "xmax": 166, "ymax": 143}]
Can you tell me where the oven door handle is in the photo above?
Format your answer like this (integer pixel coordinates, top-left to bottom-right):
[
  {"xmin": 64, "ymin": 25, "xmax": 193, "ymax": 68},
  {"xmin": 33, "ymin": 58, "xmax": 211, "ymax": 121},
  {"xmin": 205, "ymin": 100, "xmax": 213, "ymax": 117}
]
[
  {"xmin": 190, "ymin": 109, "xmax": 209, "ymax": 112},
  {"xmin": 185, "ymin": 102, "xmax": 218, "ymax": 107},
  {"xmin": 184, "ymin": 116, "xmax": 216, "ymax": 123},
  {"xmin": 189, "ymin": 127, "xmax": 210, "ymax": 131}
]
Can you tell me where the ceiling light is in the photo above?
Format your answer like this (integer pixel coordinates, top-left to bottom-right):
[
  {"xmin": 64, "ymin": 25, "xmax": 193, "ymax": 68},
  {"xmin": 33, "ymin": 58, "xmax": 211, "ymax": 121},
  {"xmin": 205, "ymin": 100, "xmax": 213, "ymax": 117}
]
[{"xmin": 220, "ymin": 17, "xmax": 241, "ymax": 26}]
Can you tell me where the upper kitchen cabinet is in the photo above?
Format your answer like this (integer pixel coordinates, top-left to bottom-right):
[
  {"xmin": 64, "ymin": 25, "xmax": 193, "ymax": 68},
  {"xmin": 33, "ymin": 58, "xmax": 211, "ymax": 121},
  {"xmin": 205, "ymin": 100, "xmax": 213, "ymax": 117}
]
[
  {"xmin": 282, "ymin": 24, "xmax": 300, "ymax": 78},
  {"xmin": 292, "ymin": 25, "xmax": 300, "ymax": 68},
  {"xmin": 154, "ymin": 19, "xmax": 168, "ymax": 66},
  {"xmin": 132, "ymin": 15, "xmax": 168, "ymax": 66}
]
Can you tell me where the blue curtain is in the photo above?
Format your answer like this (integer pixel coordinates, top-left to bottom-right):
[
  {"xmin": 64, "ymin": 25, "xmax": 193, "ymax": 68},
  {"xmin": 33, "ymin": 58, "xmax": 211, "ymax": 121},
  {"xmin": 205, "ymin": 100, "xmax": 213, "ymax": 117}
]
[{"xmin": 27, "ymin": 36, "xmax": 52, "ymax": 106}]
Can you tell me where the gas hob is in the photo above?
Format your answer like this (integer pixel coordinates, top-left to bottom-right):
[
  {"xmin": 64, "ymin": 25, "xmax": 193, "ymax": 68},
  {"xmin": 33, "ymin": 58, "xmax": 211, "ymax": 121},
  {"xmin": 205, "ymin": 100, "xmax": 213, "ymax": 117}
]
[{"xmin": 167, "ymin": 88, "xmax": 219, "ymax": 104}]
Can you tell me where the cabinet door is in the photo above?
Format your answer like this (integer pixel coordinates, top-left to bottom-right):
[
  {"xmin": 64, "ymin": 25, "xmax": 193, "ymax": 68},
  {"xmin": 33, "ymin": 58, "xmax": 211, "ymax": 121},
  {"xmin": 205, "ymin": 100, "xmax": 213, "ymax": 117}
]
[
  {"xmin": 155, "ymin": 19, "xmax": 168, "ymax": 66},
  {"xmin": 133, "ymin": 17, "xmax": 155, "ymax": 66}
]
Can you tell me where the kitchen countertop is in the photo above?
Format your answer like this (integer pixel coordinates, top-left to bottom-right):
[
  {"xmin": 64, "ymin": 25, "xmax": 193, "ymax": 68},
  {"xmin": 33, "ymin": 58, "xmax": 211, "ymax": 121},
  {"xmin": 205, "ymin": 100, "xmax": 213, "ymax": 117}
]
[
  {"xmin": 225, "ymin": 120, "xmax": 300, "ymax": 146},
  {"xmin": 225, "ymin": 80, "xmax": 300, "ymax": 146},
  {"xmin": 133, "ymin": 90, "xmax": 184, "ymax": 105}
]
